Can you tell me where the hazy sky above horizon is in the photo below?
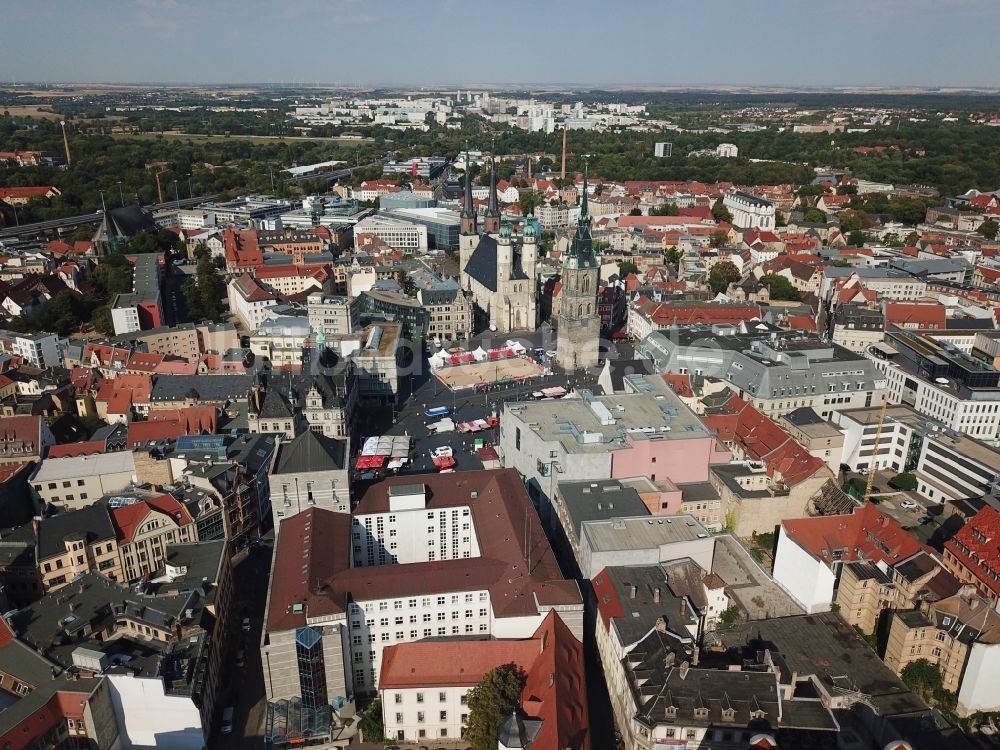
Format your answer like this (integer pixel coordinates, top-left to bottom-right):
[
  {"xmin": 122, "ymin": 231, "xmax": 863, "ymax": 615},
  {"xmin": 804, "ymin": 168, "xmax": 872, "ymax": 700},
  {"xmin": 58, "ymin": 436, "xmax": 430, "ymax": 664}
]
[{"xmin": 4, "ymin": 0, "xmax": 1000, "ymax": 88}]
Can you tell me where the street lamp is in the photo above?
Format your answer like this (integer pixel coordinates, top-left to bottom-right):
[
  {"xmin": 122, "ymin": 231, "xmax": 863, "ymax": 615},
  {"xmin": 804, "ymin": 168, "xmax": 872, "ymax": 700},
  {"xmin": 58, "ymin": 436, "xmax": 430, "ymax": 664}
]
[
  {"xmin": 97, "ymin": 189, "xmax": 107, "ymax": 214},
  {"xmin": 116, "ymin": 180, "xmax": 124, "ymax": 207},
  {"xmin": 173, "ymin": 179, "xmax": 180, "ymax": 205},
  {"xmin": 187, "ymin": 173, "xmax": 193, "ymax": 199}
]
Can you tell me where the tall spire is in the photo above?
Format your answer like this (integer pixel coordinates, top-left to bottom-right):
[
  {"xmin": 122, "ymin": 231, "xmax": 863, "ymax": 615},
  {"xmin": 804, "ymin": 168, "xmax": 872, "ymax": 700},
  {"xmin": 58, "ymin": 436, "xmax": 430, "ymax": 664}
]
[
  {"xmin": 461, "ymin": 151, "xmax": 475, "ymax": 219},
  {"xmin": 486, "ymin": 156, "xmax": 500, "ymax": 218}
]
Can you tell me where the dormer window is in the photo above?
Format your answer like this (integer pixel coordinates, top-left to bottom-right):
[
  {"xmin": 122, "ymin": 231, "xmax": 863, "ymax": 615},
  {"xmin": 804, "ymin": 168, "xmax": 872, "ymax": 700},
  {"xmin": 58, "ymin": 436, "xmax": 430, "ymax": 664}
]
[
  {"xmin": 722, "ymin": 708, "xmax": 736, "ymax": 722},
  {"xmin": 665, "ymin": 706, "xmax": 677, "ymax": 718},
  {"xmin": 694, "ymin": 707, "xmax": 709, "ymax": 719}
]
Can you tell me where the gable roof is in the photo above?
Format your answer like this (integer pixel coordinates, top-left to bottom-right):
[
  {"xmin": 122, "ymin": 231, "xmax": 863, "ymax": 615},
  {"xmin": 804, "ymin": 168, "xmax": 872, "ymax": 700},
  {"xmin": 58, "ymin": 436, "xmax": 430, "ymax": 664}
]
[
  {"xmin": 275, "ymin": 429, "xmax": 346, "ymax": 474},
  {"xmin": 783, "ymin": 503, "xmax": 926, "ymax": 568},
  {"xmin": 702, "ymin": 394, "xmax": 826, "ymax": 486}
]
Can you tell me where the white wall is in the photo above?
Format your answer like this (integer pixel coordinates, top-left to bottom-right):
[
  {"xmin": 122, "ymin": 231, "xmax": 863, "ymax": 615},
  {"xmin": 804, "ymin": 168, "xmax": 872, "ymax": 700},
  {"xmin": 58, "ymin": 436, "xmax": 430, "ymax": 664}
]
[
  {"xmin": 772, "ymin": 527, "xmax": 836, "ymax": 613},
  {"xmin": 107, "ymin": 674, "xmax": 204, "ymax": 750},
  {"xmin": 381, "ymin": 685, "xmax": 468, "ymax": 742},
  {"xmin": 958, "ymin": 641, "xmax": 1000, "ymax": 714}
]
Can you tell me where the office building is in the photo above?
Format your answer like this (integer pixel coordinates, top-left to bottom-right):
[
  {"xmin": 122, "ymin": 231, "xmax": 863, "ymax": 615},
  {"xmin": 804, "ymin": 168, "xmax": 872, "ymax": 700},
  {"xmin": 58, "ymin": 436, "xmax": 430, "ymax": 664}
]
[
  {"xmin": 110, "ymin": 254, "xmax": 163, "ymax": 336},
  {"xmin": 261, "ymin": 470, "xmax": 583, "ymax": 707},
  {"xmin": 638, "ymin": 326, "xmax": 886, "ymax": 419},
  {"xmin": 381, "ymin": 208, "xmax": 460, "ymax": 250},
  {"xmin": 869, "ymin": 329, "xmax": 1000, "ymax": 444},
  {"xmin": 354, "ymin": 215, "xmax": 428, "ymax": 252},
  {"xmin": 653, "ymin": 142, "xmax": 673, "ymax": 158}
]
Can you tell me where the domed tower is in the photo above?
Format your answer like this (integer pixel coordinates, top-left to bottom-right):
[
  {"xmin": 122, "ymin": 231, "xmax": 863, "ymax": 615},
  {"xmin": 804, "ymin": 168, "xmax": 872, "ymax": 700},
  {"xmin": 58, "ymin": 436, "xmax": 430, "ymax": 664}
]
[
  {"xmin": 497, "ymin": 219, "xmax": 513, "ymax": 282},
  {"xmin": 522, "ymin": 212, "xmax": 538, "ymax": 270}
]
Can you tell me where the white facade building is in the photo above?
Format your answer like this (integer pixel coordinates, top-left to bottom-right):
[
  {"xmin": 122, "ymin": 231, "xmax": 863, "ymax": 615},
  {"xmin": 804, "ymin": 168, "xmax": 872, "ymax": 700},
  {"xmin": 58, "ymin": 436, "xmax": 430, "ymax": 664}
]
[
  {"xmin": 107, "ymin": 673, "xmax": 205, "ymax": 750},
  {"xmin": 723, "ymin": 191, "xmax": 775, "ymax": 232},
  {"xmin": 12, "ymin": 332, "xmax": 65, "ymax": 368},
  {"xmin": 354, "ymin": 215, "xmax": 428, "ymax": 252},
  {"xmin": 227, "ymin": 274, "xmax": 278, "ymax": 332},
  {"xmin": 773, "ymin": 523, "xmax": 838, "ymax": 613}
]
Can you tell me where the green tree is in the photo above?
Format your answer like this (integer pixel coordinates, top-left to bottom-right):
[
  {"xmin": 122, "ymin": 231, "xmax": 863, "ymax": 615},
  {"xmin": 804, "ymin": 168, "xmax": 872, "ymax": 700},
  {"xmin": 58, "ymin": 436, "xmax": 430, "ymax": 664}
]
[
  {"xmin": 710, "ymin": 229, "xmax": 729, "ymax": 248},
  {"xmin": 650, "ymin": 203, "xmax": 680, "ymax": 216},
  {"xmin": 519, "ymin": 188, "xmax": 542, "ymax": 217},
  {"xmin": 711, "ymin": 197, "xmax": 732, "ymax": 223},
  {"xmin": 803, "ymin": 207, "xmax": 827, "ymax": 223},
  {"xmin": 848, "ymin": 230, "xmax": 867, "ymax": 247},
  {"xmin": 664, "ymin": 247, "xmax": 682, "ymax": 270},
  {"xmin": 709, "ymin": 260, "xmax": 740, "ymax": 294},
  {"xmin": 718, "ymin": 606, "xmax": 742, "ymax": 629},
  {"xmin": 91, "ymin": 305, "xmax": 114, "ymax": 336},
  {"xmin": 889, "ymin": 472, "xmax": 918, "ymax": 491},
  {"xmin": 904, "ymin": 231, "xmax": 921, "ymax": 246},
  {"xmin": 619, "ymin": 261, "xmax": 639, "ymax": 278},
  {"xmin": 628, "ymin": 207, "xmax": 643, "ymax": 216},
  {"xmin": 759, "ymin": 274, "xmax": 801, "ymax": 301},
  {"xmin": 978, "ymin": 219, "xmax": 999, "ymax": 241},
  {"xmin": 839, "ymin": 210, "xmax": 870, "ymax": 234},
  {"xmin": 465, "ymin": 663, "xmax": 526, "ymax": 750},
  {"xmin": 358, "ymin": 697, "xmax": 385, "ymax": 743},
  {"xmin": 901, "ymin": 659, "xmax": 943, "ymax": 702}
]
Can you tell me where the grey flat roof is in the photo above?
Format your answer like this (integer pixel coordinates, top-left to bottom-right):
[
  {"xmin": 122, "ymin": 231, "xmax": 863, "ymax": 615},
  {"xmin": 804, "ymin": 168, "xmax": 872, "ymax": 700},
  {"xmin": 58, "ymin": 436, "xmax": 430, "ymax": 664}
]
[{"xmin": 582, "ymin": 514, "xmax": 710, "ymax": 552}]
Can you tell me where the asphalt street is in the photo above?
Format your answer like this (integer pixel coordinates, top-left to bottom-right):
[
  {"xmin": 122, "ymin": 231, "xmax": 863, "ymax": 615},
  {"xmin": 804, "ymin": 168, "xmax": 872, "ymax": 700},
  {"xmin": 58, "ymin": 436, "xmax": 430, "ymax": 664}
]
[{"xmin": 210, "ymin": 541, "xmax": 272, "ymax": 750}]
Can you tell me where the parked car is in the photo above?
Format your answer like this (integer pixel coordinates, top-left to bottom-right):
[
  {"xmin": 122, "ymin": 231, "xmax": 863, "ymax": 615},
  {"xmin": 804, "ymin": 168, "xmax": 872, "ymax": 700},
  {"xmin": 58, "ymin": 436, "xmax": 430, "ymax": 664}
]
[{"xmin": 900, "ymin": 499, "xmax": 918, "ymax": 510}]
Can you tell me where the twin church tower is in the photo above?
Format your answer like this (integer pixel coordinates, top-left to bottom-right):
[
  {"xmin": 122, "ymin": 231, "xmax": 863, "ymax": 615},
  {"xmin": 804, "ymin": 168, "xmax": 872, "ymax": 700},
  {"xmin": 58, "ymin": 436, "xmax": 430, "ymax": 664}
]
[{"xmin": 457, "ymin": 157, "xmax": 601, "ymax": 370}]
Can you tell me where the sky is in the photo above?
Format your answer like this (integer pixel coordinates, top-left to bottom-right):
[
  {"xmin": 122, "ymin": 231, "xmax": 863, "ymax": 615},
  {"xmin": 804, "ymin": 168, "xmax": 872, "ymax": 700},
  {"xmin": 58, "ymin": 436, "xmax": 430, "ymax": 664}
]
[{"xmin": 3, "ymin": 0, "xmax": 1000, "ymax": 89}]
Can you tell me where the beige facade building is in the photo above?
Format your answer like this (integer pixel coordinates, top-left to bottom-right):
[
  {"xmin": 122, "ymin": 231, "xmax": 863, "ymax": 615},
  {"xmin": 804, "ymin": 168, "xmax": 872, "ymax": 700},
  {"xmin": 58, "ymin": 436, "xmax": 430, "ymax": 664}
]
[
  {"xmin": 885, "ymin": 586, "xmax": 1000, "ymax": 707},
  {"xmin": 35, "ymin": 504, "xmax": 123, "ymax": 591},
  {"xmin": 30, "ymin": 453, "xmax": 136, "ymax": 510},
  {"xmin": 112, "ymin": 496, "xmax": 198, "ymax": 584}
]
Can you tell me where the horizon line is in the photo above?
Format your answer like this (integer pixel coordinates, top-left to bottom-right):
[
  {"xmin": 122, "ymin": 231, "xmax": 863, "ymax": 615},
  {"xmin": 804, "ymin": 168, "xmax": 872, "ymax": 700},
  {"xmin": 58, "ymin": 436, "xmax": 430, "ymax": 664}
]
[{"xmin": 3, "ymin": 80, "xmax": 1000, "ymax": 95}]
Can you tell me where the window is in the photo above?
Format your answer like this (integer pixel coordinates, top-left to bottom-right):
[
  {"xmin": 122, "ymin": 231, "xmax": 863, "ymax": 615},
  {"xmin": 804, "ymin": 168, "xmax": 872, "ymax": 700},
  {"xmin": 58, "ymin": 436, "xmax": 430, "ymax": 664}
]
[
  {"xmin": 416, "ymin": 693, "xmax": 424, "ymax": 703},
  {"xmin": 439, "ymin": 692, "xmax": 446, "ymax": 702},
  {"xmin": 417, "ymin": 712, "xmax": 425, "ymax": 723},
  {"xmin": 394, "ymin": 693, "xmax": 402, "ymax": 704},
  {"xmin": 440, "ymin": 711, "xmax": 447, "ymax": 721}
]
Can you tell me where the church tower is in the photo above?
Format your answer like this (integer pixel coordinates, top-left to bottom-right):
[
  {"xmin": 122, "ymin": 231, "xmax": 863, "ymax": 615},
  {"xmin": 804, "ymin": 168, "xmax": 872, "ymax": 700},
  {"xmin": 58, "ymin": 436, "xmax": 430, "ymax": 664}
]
[
  {"xmin": 459, "ymin": 154, "xmax": 478, "ymax": 276},
  {"xmin": 521, "ymin": 212, "xmax": 537, "ymax": 271},
  {"xmin": 483, "ymin": 157, "xmax": 501, "ymax": 235},
  {"xmin": 555, "ymin": 164, "xmax": 602, "ymax": 371}
]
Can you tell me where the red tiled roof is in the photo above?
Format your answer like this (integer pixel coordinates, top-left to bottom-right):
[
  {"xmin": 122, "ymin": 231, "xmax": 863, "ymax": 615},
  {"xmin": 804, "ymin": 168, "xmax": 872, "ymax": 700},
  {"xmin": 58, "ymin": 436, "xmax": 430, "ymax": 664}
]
[
  {"xmin": 267, "ymin": 470, "xmax": 581, "ymax": 632},
  {"xmin": 0, "ymin": 415, "xmax": 42, "ymax": 455},
  {"xmin": 884, "ymin": 302, "xmax": 946, "ymax": 330},
  {"xmin": 233, "ymin": 272, "xmax": 276, "ymax": 303},
  {"xmin": 661, "ymin": 373, "xmax": 693, "ymax": 398},
  {"xmin": 787, "ymin": 314, "xmax": 817, "ymax": 332},
  {"xmin": 784, "ymin": 504, "xmax": 927, "ymax": 568},
  {"xmin": 634, "ymin": 298, "xmax": 763, "ymax": 326},
  {"xmin": 945, "ymin": 506, "xmax": 1000, "ymax": 596},
  {"xmin": 111, "ymin": 494, "xmax": 193, "ymax": 544},
  {"xmin": 0, "ymin": 186, "xmax": 57, "ymax": 199},
  {"xmin": 380, "ymin": 638, "xmax": 539, "ymax": 689},
  {"xmin": 592, "ymin": 568, "xmax": 624, "ymax": 629},
  {"xmin": 701, "ymin": 395, "xmax": 825, "ymax": 486},
  {"xmin": 46, "ymin": 441, "xmax": 106, "ymax": 458},
  {"xmin": 976, "ymin": 265, "xmax": 1000, "ymax": 283}
]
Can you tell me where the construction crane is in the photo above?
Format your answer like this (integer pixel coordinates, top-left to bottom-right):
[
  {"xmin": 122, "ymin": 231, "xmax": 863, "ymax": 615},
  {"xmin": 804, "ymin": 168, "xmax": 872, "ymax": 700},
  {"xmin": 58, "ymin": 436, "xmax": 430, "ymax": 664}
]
[
  {"xmin": 154, "ymin": 171, "xmax": 168, "ymax": 203},
  {"xmin": 864, "ymin": 398, "xmax": 889, "ymax": 503}
]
